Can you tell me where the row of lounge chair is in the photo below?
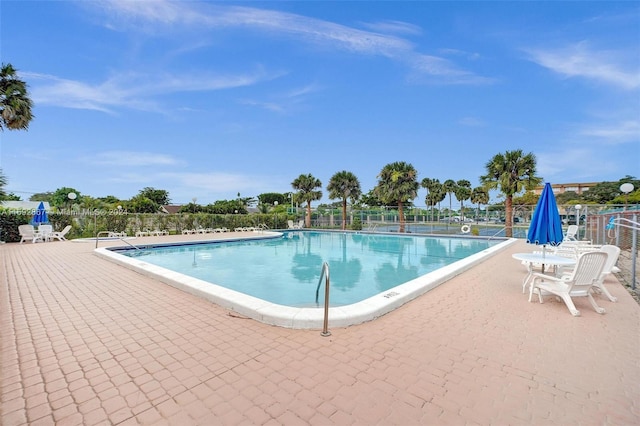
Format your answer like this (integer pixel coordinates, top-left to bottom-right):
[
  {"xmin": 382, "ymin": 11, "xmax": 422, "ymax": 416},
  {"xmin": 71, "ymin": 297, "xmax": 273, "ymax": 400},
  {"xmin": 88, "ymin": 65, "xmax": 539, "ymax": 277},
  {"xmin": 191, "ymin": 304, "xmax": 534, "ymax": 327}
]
[
  {"xmin": 134, "ymin": 230, "xmax": 169, "ymax": 237},
  {"xmin": 19, "ymin": 224, "xmax": 72, "ymax": 243},
  {"xmin": 180, "ymin": 224, "xmax": 268, "ymax": 235},
  {"xmin": 288, "ymin": 220, "xmax": 304, "ymax": 229}
]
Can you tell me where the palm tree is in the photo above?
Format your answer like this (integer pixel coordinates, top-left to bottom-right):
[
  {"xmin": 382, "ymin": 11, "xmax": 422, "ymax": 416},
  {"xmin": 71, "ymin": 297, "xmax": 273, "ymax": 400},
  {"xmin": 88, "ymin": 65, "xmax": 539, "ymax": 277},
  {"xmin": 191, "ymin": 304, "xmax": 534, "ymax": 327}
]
[
  {"xmin": 480, "ymin": 149, "xmax": 541, "ymax": 237},
  {"xmin": 431, "ymin": 184, "xmax": 446, "ymax": 222},
  {"xmin": 327, "ymin": 170, "xmax": 362, "ymax": 230},
  {"xmin": 470, "ymin": 186, "xmax": 490, "ymax": 221},
  {"xmin": 291, "ymin": 173, "xmax": 323, "ymax": 227},
  {"xmin": 374, "ymin": 161, "xmax": 419, "ymax": 233},
  {"xmin": 421, "ymin": 177, "xmax": 440, "ymax": 222},
  {"xmin": 454, "ymin": 180, "xmax": 472, "ymax": 221},
  {"xmin": 442, "ymin": 179, "xmax": 457, "ymax": 223},
  {"xmin": 1, "ymin": 63, "xmax": 33, "ymax": 131},
  {"xmin": 0, "ymin": 170, "xmax": 7, "ymax": 199},
  {"xmin": 1, "ymin": 63, "xmax": 33, "ymax": 210}
]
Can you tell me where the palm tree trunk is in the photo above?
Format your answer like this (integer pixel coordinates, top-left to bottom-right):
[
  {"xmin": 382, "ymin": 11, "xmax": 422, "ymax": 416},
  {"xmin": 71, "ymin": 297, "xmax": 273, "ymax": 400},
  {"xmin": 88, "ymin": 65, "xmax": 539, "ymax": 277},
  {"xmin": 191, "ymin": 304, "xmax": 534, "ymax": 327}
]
[
  {"xmin": 306, "ymin": 201, "xmax": 312, "ymax": 227},
  {"xmin": 505, "ymin": 196, "xmax": 513, "ymax": 238},
  {"xmin": 398, "ymin": 201, "xmax": 405, "ymax": 233},
  {"xmin": 341, "ymin": 199, "xmax": 347, "ymax": 230}
]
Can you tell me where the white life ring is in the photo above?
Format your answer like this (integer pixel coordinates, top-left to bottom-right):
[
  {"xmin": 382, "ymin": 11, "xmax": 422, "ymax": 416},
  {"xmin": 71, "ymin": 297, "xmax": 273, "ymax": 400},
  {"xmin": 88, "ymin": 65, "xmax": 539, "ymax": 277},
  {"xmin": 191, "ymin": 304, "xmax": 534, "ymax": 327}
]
[{"xmin": 461, "ymin": 224, "xmax": 471, "ymax": 234}]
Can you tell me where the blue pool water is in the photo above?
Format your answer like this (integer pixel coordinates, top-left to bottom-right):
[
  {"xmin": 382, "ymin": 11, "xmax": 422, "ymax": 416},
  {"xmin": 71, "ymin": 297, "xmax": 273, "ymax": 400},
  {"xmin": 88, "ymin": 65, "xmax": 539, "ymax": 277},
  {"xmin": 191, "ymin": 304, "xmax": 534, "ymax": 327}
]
[{"xmin": 116, "ymin": 231, "xmax": 498, "ymax": 308}]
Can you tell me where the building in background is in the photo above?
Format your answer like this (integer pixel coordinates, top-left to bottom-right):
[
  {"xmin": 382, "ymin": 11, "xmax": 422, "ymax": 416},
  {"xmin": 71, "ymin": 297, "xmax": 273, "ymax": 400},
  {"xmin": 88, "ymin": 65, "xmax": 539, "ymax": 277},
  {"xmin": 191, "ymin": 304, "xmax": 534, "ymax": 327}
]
[{"xmin": 533, "ymin": 182, "xmax": 599, "ymax": 195}]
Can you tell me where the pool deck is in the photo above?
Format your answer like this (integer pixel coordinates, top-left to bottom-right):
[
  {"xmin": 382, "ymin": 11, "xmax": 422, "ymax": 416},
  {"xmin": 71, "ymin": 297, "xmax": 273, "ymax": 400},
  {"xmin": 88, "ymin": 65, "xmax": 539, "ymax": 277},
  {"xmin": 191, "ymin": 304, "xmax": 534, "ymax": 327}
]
[{"xmin": 1, "ymin": 233, "xmax": 639, "ymax": 425}]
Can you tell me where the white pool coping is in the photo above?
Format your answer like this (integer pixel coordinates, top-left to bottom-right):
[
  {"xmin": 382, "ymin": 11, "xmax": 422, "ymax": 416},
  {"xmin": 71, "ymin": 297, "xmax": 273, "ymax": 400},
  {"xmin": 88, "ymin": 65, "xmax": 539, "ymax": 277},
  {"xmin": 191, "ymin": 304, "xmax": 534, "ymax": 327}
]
[{"xmin": 95, "ymin": 233, "xmax": 518, "ymax": 329}]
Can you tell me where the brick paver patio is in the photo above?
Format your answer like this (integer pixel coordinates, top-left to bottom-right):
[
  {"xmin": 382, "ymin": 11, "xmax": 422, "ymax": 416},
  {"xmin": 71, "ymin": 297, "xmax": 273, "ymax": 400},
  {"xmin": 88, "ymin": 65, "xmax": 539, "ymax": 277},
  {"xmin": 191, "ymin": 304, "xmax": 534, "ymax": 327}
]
[{"xmin": 1, "ymin": 234, "xmax": 638, "ymax": 425}]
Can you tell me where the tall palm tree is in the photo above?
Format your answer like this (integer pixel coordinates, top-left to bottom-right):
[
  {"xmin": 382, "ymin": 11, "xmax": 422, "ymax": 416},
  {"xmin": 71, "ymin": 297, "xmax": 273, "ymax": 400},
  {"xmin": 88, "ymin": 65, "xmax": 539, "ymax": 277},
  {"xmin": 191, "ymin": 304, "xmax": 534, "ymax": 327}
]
[
  {"xmin": 471, "ymin": 186, "xmax": 490, "ymax": 221},
  {"xmin": 1, "ymin": 63, "xmax": 33, "ymax": 131},
  {"xmin": 431, "ymin": 184, "xmax": 446, "ymax": 222},
  {"xmin": 291, "ymin": 173, "xmax": 322, "ymax": 227},
  {"xmin": 454, "ymin": 179, "xmax": 472, "ymax": 221},
  {"xmin": 0, "ymin": 170, "xmax": 7, "ymax": 199},
  {"xmin": 0, "ymin": 63, "xmax": 33, "ymax": 206},
  {"xmin": 374, "ymin": 161, "xmax": 419, "ymax": 233},
  {"xmin": 442, "ymin": 179, "xmax": 457, "ymax": 223},
  {"xmin": 480, "ymin": 149, "xmax": 541, "ymax": 237},
  {"xmin": 421, "ymin": 177, "xmax": 440, "ymax": 222},
  {"xmin": 327, "ymin": 170, "xmax": 362, "ymax": 230}
]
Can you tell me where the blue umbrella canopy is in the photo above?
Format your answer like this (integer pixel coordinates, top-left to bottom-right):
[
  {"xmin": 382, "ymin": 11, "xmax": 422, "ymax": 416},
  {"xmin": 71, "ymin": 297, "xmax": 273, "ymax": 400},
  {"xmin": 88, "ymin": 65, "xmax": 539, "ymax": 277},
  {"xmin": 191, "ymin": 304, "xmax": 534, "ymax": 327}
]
[
  {"xmin": 527, "ymin": 183, "xmax": 564, "ymax": 247},
  {"xmin": 31, "ymin": 201, "xmax": 49, "ymax": 226}
]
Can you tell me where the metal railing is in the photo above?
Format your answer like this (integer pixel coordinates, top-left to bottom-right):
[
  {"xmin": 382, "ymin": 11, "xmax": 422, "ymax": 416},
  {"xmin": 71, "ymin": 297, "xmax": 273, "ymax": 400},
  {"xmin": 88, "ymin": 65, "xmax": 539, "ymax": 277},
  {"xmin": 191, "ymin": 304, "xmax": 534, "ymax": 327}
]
[
  {"xmin": 612, "ymin": 216, "xmax": 639, "ymax": 290},
  {"xmin": 94, "ymin": 231, "xmax": 140, "ymax": 250},
  {"xmin": 315, "ymin": 262, "xmax": 331, "ymax": 337}
]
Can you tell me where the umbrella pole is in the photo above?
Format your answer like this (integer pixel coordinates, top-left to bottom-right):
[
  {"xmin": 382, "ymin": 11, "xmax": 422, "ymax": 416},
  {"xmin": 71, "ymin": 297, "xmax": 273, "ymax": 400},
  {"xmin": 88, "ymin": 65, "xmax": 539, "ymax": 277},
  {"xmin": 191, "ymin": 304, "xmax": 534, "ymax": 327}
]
[{"xmin": 541, "ymin": 245, "xmax": 546, "ymax": 274}]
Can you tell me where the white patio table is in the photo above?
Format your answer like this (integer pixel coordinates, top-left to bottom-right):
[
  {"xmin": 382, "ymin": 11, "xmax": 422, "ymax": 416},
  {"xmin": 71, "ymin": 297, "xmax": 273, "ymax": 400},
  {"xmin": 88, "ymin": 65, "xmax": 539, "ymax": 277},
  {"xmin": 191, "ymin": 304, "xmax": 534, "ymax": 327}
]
[{"xmin": 512, "ymin": 252, "xmax": 577, "ymax": 294}]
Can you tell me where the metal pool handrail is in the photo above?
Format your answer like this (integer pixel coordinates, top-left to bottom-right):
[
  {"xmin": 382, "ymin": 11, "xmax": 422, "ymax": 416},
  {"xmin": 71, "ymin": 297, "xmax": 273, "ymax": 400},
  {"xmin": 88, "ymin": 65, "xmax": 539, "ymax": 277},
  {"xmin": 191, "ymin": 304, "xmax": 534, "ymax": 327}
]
[
  {"xmin": 95, "ymin": 231, "xmax": 140, "ymax": 250},
  {"xmin": 488, "ymin": 226, "xmax": 507, "ymax": 241},
  {"xmin": 315, "ymin": 262, "xmax": 331, "ymax": 337}
]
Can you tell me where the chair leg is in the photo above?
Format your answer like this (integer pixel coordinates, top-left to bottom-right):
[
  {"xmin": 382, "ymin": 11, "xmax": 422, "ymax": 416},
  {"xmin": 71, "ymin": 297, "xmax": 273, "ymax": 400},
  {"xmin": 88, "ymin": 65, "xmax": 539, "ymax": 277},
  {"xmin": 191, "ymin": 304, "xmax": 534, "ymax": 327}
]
[
  {"xmin": 594, "ymin": 282, "xmax": 617, "ymax": 303},
  {"xmin": 529, "ymin": 280, "xmax": 544, "ymax": 303},
  {"xmin": 587, "ymin": 294, "xmax": 606, "ymax": 314},
  {"xmin": 559, "ymin": 294, "xmax": 581, "ymax": 316}
]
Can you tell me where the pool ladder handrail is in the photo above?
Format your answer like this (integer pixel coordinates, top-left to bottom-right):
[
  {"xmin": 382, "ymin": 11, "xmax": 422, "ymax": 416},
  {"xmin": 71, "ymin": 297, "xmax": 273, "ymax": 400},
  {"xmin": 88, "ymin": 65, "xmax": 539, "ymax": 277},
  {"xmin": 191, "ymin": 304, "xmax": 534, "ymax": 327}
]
[
  {"xmin": 487, "ymin": 226, "xmax": 507, "ymax": 241},
  {"xmin": 95, "ymin": 231, "xmax": 141, "ymax": 250},
  {"xmin": 315, "ymin": 262, "xmax": 331, "ymax": 337}
]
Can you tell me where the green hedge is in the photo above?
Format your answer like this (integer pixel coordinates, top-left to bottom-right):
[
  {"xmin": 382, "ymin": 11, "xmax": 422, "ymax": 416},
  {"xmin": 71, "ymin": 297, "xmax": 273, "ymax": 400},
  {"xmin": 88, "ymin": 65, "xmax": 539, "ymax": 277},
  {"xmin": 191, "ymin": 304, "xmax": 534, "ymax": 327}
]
[{"xmin": 0, "ymin": 211, "xmax": 295, "ymax": 242}]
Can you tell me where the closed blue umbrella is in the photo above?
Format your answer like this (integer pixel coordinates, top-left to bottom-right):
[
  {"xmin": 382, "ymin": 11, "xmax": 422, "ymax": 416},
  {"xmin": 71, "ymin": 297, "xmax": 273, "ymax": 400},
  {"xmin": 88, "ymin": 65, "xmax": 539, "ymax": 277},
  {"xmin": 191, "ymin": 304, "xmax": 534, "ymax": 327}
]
[
  {"xmin": 31, "ymin": 201, "xmax": 49, "ymax": 226},
  {"xmin": 527, "ymin": 183, "xmax": 564, "ymax": 271}
]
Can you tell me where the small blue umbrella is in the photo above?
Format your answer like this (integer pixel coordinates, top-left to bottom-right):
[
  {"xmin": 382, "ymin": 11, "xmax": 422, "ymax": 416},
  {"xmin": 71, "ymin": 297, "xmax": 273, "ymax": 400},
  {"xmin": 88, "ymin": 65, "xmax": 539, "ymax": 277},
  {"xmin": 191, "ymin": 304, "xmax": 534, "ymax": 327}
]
[
  {"xmin": 527, "ymin": 183, "xmax": 564, "ymax": 271},
  {"xmin": 31, "ymin": 201, "xmax": 49, "ymax": 226}
]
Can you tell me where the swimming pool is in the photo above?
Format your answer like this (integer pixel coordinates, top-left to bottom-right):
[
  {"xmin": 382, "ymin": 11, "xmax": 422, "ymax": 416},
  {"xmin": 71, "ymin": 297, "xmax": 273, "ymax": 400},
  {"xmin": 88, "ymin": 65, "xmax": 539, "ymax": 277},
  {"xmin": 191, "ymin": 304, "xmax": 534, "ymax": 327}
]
[{"xmin": 95, "ymin": 231, "xmax": 516, "ymax": 329}]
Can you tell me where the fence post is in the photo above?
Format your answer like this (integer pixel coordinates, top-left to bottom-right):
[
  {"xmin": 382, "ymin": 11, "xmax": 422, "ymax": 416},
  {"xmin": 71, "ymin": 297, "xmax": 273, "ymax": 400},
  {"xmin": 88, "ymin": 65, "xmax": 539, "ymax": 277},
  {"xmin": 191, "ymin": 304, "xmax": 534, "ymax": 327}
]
[{"xmin": 632, "ymin": 213, "xmax": 638, "ymax": 290}]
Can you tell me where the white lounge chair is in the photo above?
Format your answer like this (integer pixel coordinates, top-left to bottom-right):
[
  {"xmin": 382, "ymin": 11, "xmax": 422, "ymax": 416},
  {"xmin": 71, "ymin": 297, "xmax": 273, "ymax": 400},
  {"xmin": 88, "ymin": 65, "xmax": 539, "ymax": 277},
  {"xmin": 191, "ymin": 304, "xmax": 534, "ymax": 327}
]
[
  {"xmin": 288, "ymin": 220, "xmax": 303, "ymax": 229},
  {"xmin": 529, "ymin": 251, "xmax": 608, "ymax": 316},
  {"xmin": 19, "ymin": 224, "xmax": 41, "ymax": 243},
  {"xmin": 564, "ymin": 225, "xmax": 578, "ymax": 241},
  {"xmin": 49, "ymin": 225, "xmax": 72, "ymax": 241}
]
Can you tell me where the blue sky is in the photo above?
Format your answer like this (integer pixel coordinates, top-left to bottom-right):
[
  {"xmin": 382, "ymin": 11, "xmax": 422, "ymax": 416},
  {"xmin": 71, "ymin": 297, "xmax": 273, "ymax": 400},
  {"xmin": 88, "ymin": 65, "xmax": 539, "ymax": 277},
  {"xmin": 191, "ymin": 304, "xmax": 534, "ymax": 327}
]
[{"xmin": 1, "ymin": 1, "xmax": 639, "ymax": 205}]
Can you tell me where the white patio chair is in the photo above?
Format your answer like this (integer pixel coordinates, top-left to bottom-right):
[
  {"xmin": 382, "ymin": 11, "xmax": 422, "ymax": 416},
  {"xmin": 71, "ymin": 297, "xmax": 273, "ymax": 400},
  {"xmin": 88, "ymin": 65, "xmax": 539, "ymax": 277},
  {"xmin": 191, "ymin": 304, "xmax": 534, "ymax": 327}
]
[
  {"xmin": 38, "ymin": 224, "xmax": 53, "ymax": 242},
  {"xmin": 19, "ymin": 224, "xmax": 40, "ymax": 243},
  {"xmin": 529, "ymin": 251, "xmax": 608, "ymax": 316}
]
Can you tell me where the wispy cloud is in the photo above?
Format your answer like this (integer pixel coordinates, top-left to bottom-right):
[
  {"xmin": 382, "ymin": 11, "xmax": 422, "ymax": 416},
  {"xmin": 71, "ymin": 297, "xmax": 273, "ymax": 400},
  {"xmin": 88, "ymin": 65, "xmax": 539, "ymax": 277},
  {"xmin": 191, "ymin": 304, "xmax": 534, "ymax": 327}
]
[
  {"xmin": 458, "ymin": 117, "xmax": 486, "ymax": 127},
  {"xmin": 359, "ymin": 20, "xmax": 423, "ymax": 36},
  {"xmin": 408, "ymin": 54, "xmax": 495, "ymax": 85},
  {"xmin": 26, "ymin": 68, "xmax": 279, "ymax": 113},
  {"xmin": 579, "ymin": 119, "xmax": 640, "ymax": 144},
  {"xmin": 439, "ymin": 48, "xmax": 481, "ymax": 61},
  {"xmin": 89, "ymin": 151, "xmax": 183, "ymax": 166},
  {"xmin": 237, "ymin": 99, "xmax": 285, "ymax": 113},
  {"xmin": 29, "ymin": 1, "xmax": 493, "ymax": 115},
  {"xmin": 525, "ymin": 41, "xmax": 640, "ymax": 90},
  {"xmin": 240, "ymin": 83, "xmax": 321, "ymax": 113},
  {"xmin": 537, "ymin": 147, "xmax": 620, "ymax": 180},
  {"xmin": 92, "ymin": 0, "xmax": 489, "ymax": 85}
]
